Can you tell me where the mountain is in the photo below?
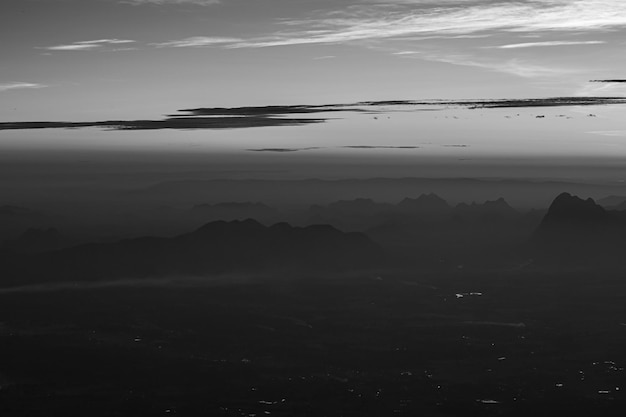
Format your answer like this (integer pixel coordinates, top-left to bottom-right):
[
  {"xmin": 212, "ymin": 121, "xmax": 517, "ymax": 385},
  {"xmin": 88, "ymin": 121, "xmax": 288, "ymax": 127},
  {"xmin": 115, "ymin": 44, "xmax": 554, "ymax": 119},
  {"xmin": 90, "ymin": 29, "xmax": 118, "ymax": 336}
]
[
  {"xmin": 306, "ymin": 198, "xmax": 394, "ymax": 231},
  {"xmin": 190, "ymin": 202, "xmax": 279, "ymax": 222},
  {"xmin": 316, "ymin": 198, "xmax": 392, "ymax": 215},
  {"xmin": 0, "ymin": 205, "xmax": 50, "ymax": 236},
  {"xmin": 82, "ymin": 203, "xmax": 282, "ymax": 244},
  {"xmin": 306, "ymin": 193, "xmax": 453, "ymax": 230},
  {"xmin": 366, "ymin": 195, "xmax": 532, "ymax": 267},
  {"xmin": 454, "ymin": 197, "xmax": 518, "ymax": 218},
  {"xmin": 532, "ymin": 193, "xmax": 626, "ymax": 264},
  {"xmin": 0, "ymin": 205, "xmax": 35, "ymax": 217},
  {"xmin": 534, "ymin": 193, "xmax": 610, "ymax": 236},
  {"xmin": 0, "ymin": 220, "xmax": 384, "ymax": 287},
  {"xmin": 308, "ymin": 194, "xmax": 517, "ymax": 224},
  {"xmin": 613, "ymin": 200, "xmax": 626, "ymax": 211},
  {"xmin": 131, "ymin": 177, "xmax": 626, "ymax": 210},
  {"xmin": 596, "ymin": 195, "xmax": 626, "ymax": 209},
  {"xmin": 2, "ymin": 228, "xmax": 72, "ymax": 254},
  {"xmin": 397, "ymin": 193, "xmax": 451, "ymax": 215}
]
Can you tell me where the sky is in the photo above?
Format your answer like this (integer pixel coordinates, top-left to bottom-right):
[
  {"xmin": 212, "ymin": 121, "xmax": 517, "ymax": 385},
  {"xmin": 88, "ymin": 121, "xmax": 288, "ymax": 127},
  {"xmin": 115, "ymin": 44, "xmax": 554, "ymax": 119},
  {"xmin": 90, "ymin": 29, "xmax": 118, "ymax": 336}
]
[
  {"xmin": 2, "ymin": 0, "xmax": 626, "ymax": 189},
  {"xmin": 2, "ymin": 0, "xmax": 626, "ymax": 121}
]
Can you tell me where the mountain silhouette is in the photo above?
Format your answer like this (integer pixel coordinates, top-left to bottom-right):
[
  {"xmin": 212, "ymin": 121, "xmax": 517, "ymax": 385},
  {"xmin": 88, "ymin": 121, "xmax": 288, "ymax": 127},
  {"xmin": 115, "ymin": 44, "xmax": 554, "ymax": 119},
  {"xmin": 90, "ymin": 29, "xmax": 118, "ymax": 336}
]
[
  {"xmin": 397, "ymin": 193, "xmax": 451, "ymax": 214},
  {"xmin": 365, "ymin": 195, "xmax": 531, "ymax": 267},
  {"xmin": 535, "ymin": 193, "xmax": 609, "ymax": 234},
  {"xmin": 306, "ymin": 198, "xmax": 394, "ymax": 232},
  {"xmin": 0, "ymin": 205, "xmax": 50, "ymax": 236},
  {"xmin": 2, "ymin": 228, "xmax": 71, "ymax": 254},
  {"xmin": 454, "ymin": 197, "xmax": 518, "ymax": 216},
  {"xmin": 614, "ymin": 201, "xmax": 626, "ymax": 211},
  {"xmin": 191, "ymin": 202, "xmax": 278, "ymax": 219},
  {"xmin": 0, "ymin": 219, "xmax": 383, "ymax": 287},
  {"xmin": 596, "ymin": 195, "xmax": 626, "ymax": 209},
  {"xmin": 307, "ymin": 193, "xmax": 453, "ymax": 231},
  {"xmin": 323, "ymin": 198, "xmax": 391, "ymax": 215},
  {"xmin": 532, "ymin": 193, "xmax": 626, "ymax": 264}
]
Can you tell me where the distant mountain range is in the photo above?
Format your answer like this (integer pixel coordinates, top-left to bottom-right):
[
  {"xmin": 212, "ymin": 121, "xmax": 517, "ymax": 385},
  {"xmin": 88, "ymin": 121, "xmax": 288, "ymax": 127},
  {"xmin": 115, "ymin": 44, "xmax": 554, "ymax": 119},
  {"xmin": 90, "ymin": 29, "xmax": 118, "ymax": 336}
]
[
  {"xmin": 0, "ymin": 205, "xmax": 50, "ymax": 236},
  {"xmin": 129, "ymin": 178, "xmax": 626, "ymax": 209},
  {"xmin": 307, "ymin": 193, "xmax": 523, "ymax": 227},
  {"xmin": 596, "ymin": 195, "xmax": 626, "ymax": 211},
  {"xmin": 3, "ymin": 192, "xmax": 626, "ymax": 287},
  {"xmin": 308, "ymin": 192, "xmax": 626, "ymax": 268},
  {"xmin": 3, "ymin": 228, "xmax": 71, "ymax": 254},
  {"xmin": 0, "ymin": 219, "xmax": 383, "ymax": 287}
]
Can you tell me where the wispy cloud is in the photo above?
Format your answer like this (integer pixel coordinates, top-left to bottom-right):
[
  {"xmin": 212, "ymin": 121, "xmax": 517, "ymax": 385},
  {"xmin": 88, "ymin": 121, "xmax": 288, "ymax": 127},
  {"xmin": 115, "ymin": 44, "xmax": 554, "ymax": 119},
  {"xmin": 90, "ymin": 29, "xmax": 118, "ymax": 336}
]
[
  {"xmin": 577, "ymin": 80, "xmax": 626, "ymax": 96},
  {"xmin": 342, "ymin": 145, "xmax": 420, "ymax": 149},
  {"xmin": 401, "ymin": 52, "xmax": 577, "ymax": 78},
  {"xmin": 493, "ymin": 40, "xmax": 606, "ymax": 49},
  {"xmin": 478, "ymin": 59, "xmax": 577, "ymax": 78},
  {"xmin": 0, "ymin": 82, "xmax": 46, "ymax": 92},
  {"xmin": 226, "ymin": 0, "xmax": 626, "ymax": 48},
  {"xmin": 590, "ymin": 79, "xmax": 626, "ymax": 83},
  {"xmin": 247, "ymin": 147, "xmax": 323, "ymax": 153},
  {"xmin": 41, "ymin": 39, "xmax": 135, "ymax": 51},
  {"xmin": 588, "ymin": 130, "xmax": 626, "ymax": 136},
  {"xmin": 121, "ymin": 0, "xmax": 220, "ymax": 5},
  {"xmin": 392, "ymin": 51, "xmax": 420, "ymax": 55},
  {"xmin": 45, "ymin": 44, "xmax": 101, "ymax": 51},
  {"xmin": 76, "ymin": 39, "xmax": 136, "ymax": 45},
  {"xmin": 152, "ymin": 36, "xmax": 241, "ymax": 48}
]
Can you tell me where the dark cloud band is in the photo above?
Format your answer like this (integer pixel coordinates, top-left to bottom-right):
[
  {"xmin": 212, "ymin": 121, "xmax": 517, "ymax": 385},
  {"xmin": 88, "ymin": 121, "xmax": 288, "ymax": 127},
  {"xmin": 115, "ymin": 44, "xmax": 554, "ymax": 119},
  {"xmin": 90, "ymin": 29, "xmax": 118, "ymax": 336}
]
[{"xmin": 2, "ymin": 97, "xmax": 626, "ymax": 132}]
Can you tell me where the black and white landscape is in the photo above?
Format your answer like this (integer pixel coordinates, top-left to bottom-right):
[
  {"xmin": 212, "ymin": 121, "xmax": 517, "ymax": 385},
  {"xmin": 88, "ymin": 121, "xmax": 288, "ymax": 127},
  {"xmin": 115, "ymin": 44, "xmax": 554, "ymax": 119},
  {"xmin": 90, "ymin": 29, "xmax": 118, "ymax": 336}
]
[{"xmin": 2, "ymin": 1, "xmax": 626, "ymax": 416}]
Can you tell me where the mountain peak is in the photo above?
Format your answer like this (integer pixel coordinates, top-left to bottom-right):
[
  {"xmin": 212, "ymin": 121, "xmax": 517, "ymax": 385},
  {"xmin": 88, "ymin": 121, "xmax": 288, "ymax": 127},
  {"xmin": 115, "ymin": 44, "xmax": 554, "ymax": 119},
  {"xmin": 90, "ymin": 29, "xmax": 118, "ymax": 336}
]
[
  {"xmin": 546, "ymin": 193, "xmax": 605, "ymax": 220},
  {"xmin": 482, "ymin": 197, "xmax": 517, "ymax": 212},
  {"xmin": 398, "ymin": 193, "xmax": 449, "ymax": 212},
  {"xmin": 453, "ymin": 197, "xmax": 517, "ymax": 217},
  {"xmin": 532, "ymin": 192, "xmax": 626, "ymax": 264},
  {"xmin": 534, "ymin": 193, "xmax": 609, "ymax": 241},
  {"xmin": 326, "ymin": 198, "xmax": 380, "ymax": 212},
  {"xmin": 192, "ymin": 218, "xmax": 266, "ymax": 235}
]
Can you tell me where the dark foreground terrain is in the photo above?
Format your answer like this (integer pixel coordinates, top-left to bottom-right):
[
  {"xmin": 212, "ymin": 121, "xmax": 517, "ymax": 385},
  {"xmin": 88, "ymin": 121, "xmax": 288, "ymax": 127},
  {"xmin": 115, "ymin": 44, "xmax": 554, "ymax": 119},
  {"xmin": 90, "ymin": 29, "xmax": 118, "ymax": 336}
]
[{"xmin": 1, "ymin": 267, "xmax": 625, "ymax": 416}]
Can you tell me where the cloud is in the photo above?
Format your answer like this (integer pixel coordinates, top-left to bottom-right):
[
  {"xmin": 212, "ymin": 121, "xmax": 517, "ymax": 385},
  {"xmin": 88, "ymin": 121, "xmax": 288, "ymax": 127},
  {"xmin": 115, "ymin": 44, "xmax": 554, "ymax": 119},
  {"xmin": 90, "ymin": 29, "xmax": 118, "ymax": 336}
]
[
  {"xmin": 246, "ymin": 145, "xmax": 422, "ymax": 152},
  {"xmin": 75, "ymin": 39, "xmax": 135, "ymax": 45},
  {"xmin": 482, "ymin": 59, "xmax": 575, "ymax": 78},
  {"xmin": 45, "ymin": 44, "xmax": 101, "ymax": 51},
  {"xmin": 0, "ymin": 82, "xmax": 46, "ymax": 92},
  {"xmin": 0, "ymin": 115, "xmax": 326, "ymax": 131},
  {"xmin": 4, "ymin": 98, "xmax": 626, "ymax": 131},
  {"xmin": 588, "ymin": 130, "xmax": 626, "ymax": 137},
  {"xmin": 392, "ymin": 50, "xmax": 420, "ymax": 55},
  {"xmin": 152, "ymin": 36, "xmax": 241, "ymax": 48},
  {"xmin": 173, "ymin": 104, "xmax": 354, "ymax": 117},
  {"xmin": 247, "ymin": 147, "xmax": 323, "ymax": 153},
  {"xmin": 226, "ymin": 0, "xmax": 626, "ymax": 48},
  {"xmin": 590, "ymin": 79, "xmax": 626, "ymax": 83},
  {"xmin": 412, "ymin": 53, "xmax": 576, "ymax": 78},
  {"xmin": 41, "ymin": 39, "xmax": 135, "ymax": 51},
  {"xmin": 342, "ymin": 145, "xmax": 420, "ymax": 149},
  {"xmin": 577, "ymin": 79, "xmax": 626, "ymax": 96},
  {"xmin": 492, "ymin": 40, "xmax": 605, "ymax": 49},
  {"xmin": 121, "ymin": 0, "xmax": 220, "ymax": 5}
]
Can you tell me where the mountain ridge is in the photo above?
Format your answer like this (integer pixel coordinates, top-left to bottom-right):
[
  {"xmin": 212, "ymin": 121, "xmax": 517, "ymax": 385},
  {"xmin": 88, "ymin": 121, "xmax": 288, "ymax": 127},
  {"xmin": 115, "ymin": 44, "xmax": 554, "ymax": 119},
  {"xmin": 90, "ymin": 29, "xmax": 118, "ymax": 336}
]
[{"xmin": 0, "ymin": 219, "xmax": 384, "ymax": 287}]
